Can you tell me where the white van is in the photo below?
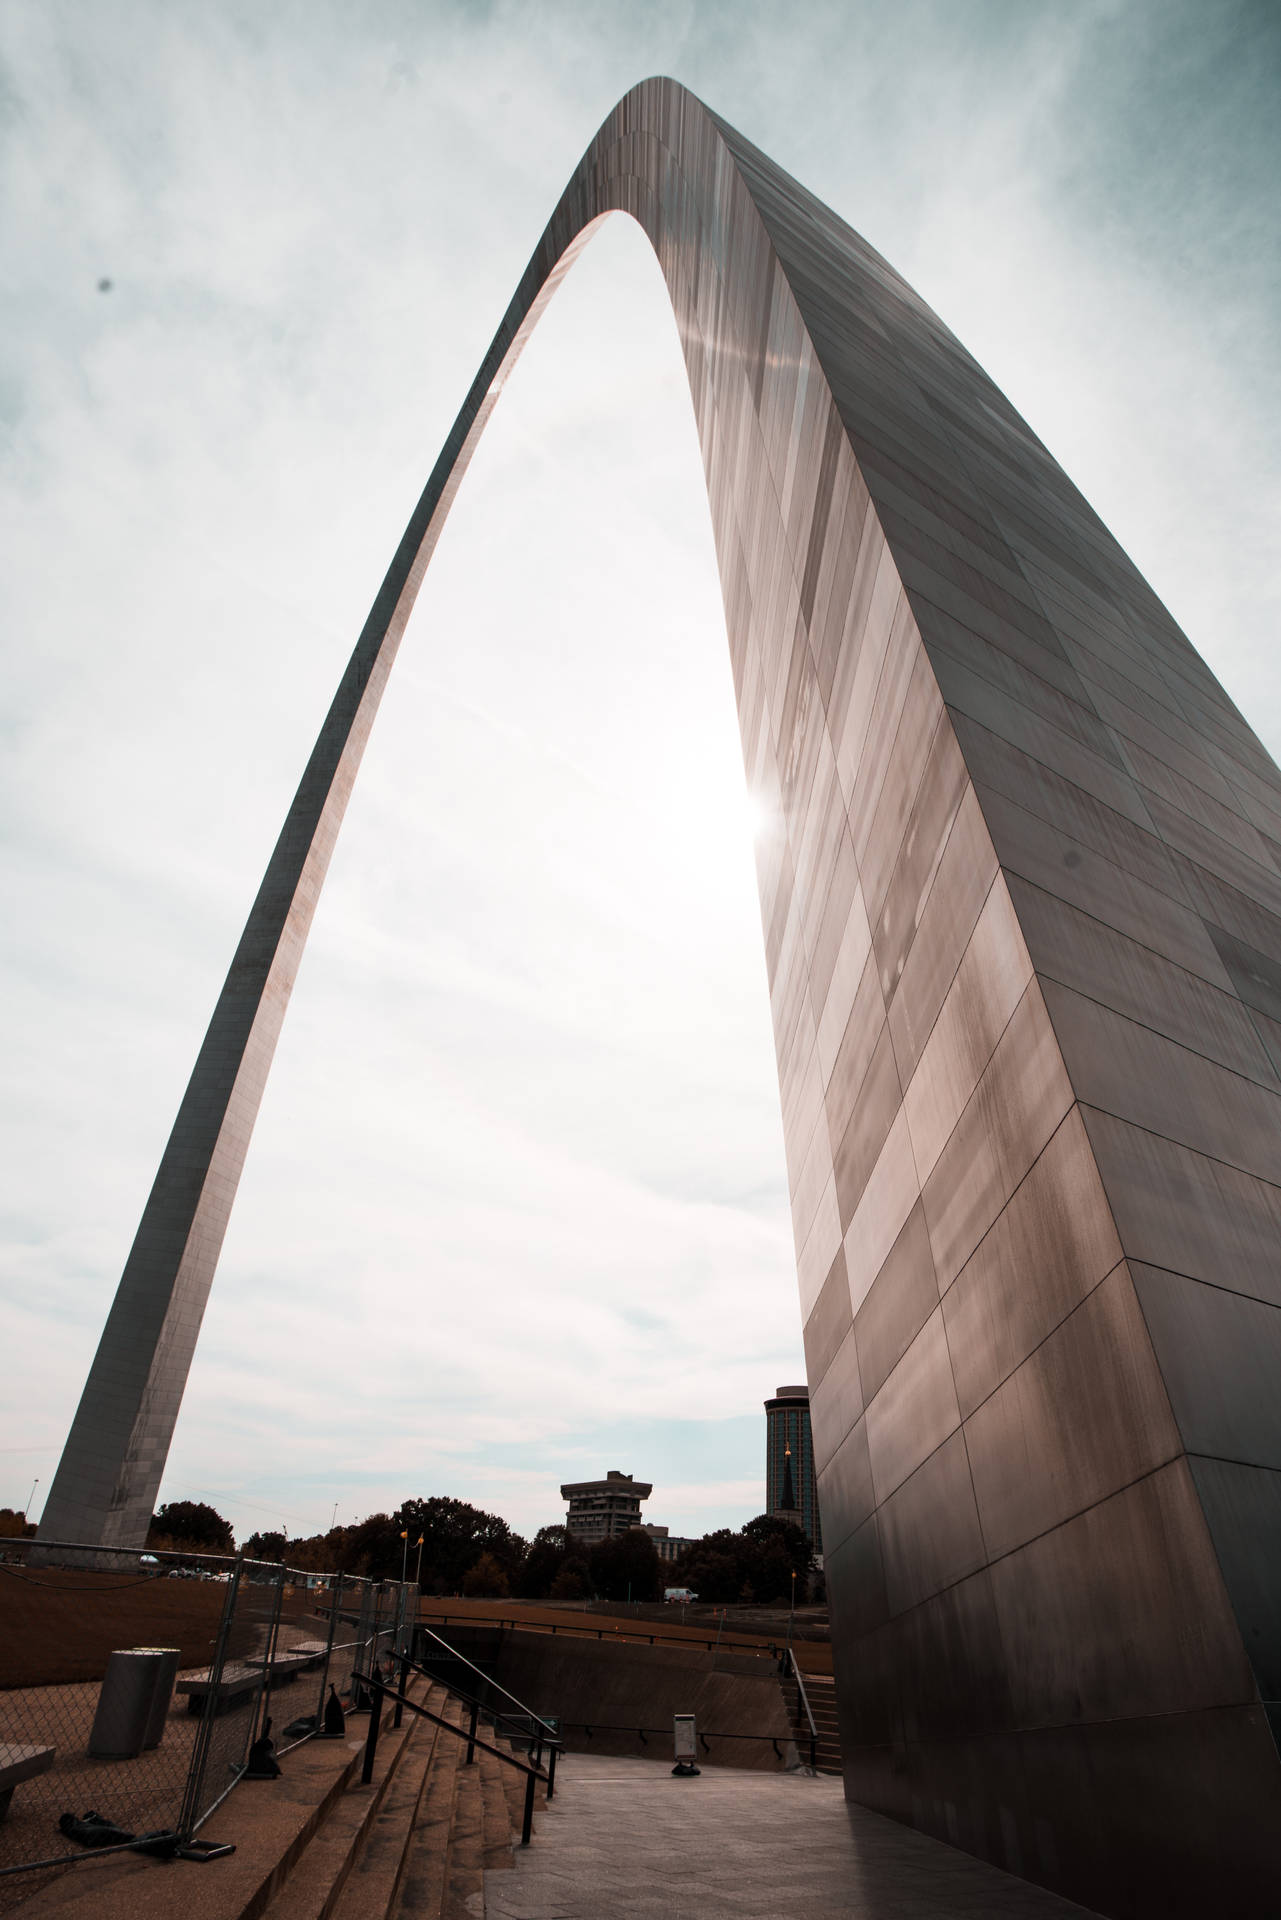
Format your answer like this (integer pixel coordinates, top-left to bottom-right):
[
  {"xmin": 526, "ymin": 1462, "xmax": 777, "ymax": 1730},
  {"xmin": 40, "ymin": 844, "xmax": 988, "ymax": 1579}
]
[{"xmin": 664, "ymin": 1587, "xmax": 697, "ymax": 1604}]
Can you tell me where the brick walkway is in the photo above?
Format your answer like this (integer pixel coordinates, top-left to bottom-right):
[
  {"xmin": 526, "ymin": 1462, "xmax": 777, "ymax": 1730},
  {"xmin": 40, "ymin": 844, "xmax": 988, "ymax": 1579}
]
[{"xmin": 482, "ymin": 1757, "xmax": 1100, "ymax": 1919}]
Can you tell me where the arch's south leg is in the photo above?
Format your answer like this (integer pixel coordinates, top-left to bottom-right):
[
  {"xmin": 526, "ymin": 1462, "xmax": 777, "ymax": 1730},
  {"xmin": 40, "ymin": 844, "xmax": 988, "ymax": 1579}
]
[
  {"xmin": 649, "ymin": 94, "xmax": 1281, "ymax": 1913},
  {"xmin": 39, "ymin": 78, "xmax": 1281, "ymax": 1911}
]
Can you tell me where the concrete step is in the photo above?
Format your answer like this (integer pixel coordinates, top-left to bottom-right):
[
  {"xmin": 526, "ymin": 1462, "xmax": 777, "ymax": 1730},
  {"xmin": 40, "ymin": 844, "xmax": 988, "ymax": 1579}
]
[
  {"xmin": 258, "ymin": 1687, "xmax": 551, "ymax": 1920},
  {"xmin": 494, "ymin": 1733, "xmax": 531, "ymax": 1838},
  {"xmin": 441, "ymin": 1743, "xmax": 486, "ymax": 1920},
  {"xmin": 388, "ymin": 1699, "xmax": 466, "ymax": 1920},
  {"xmin": 479, "ymin": 1744, "xmax": 517, "ymax": 1870},
  {"xmin": 327, "ymin": 1702, "xmax": 444, "ymax": 1920},
  {"xmin": 792, "ymin": 1724, "xmax": 841, "ymax": 1747},
  {"xmin": 787, "ymin": 1675, "xmax": 843, "ymax": 1776},
  {"xmin": 260, "ymin": 1697, "xmax": 426, "ymax": 1920}
]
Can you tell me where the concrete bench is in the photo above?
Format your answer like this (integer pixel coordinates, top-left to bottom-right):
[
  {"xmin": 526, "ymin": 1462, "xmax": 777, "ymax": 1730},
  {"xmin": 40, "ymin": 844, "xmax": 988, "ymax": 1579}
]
[
  {"xmin": 175, "ymin": 1663, "xmax": 262, "ymax": 1714},
  {"xmin": 260, "ymin": 1640, "xmax": 328, "ymax": 1674},
  {"xmin": 246, "ymin": 1651, "xmax": 313, "ymax": 1683},
  {"xmin": 0, "ymin": 1742, "xmax": 55, "ymax": 1821}
]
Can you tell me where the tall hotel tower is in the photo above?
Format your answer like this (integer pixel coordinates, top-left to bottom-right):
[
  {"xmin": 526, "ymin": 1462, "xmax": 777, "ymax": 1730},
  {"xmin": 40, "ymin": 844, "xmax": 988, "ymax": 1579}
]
[{"xmin": 765, "ymin": 1385, "xmax": 820, "ymax": 1551}]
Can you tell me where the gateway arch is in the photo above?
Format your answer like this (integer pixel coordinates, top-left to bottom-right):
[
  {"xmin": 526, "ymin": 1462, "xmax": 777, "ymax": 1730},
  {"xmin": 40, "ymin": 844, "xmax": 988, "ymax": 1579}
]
[{"xmin": 40, "ymin": 78, "xmax": 1281, "ymax": 1911}]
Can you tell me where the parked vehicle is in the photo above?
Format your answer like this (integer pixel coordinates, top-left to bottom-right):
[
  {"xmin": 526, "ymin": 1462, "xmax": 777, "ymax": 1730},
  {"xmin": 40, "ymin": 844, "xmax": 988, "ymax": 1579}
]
[{"xmin": 664, "ymin": 1587, "xmax": 697, "ymax": 1603}]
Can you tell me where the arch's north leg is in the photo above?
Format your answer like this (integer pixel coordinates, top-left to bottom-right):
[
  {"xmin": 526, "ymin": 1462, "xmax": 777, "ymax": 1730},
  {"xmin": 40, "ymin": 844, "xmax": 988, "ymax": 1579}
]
[{"xmin": 41, "ymin": 78, "xmax": 1281, "ymax": 1911}]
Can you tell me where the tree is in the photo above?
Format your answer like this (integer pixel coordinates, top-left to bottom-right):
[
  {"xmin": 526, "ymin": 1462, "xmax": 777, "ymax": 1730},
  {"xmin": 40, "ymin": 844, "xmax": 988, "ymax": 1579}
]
[
  {"xmin": 335, "ymin": 1497, "xmax": 527, "ymax": 1588},
  {"xmin": 515, "ymin": 1525, "xmax": 571, "ymax": 1599},
  {"xmin": 387, "ymin": 1497, "xmax": 526, "ymax": 1592},
  {"xmin": 340, "ymin": 1512, "xmax": 401, "ymax": 1579},
  {"xmin": 0, "ymin": 1508, "xmax": 35, "ymax": 1539},
  {"xmin": 740, "ymin": 1514, "xmax": 812, "ymax": 1602},
  {"xmin": 280, "ymin": 1528, "xmax": 345, "ymax": 1573},
  {"xmin": 462, "ymin": 1550, "xmax": 510, "ymax": 1597},
  {"xmin": 244, "ymin": 1529, "xmax": 287, "ymax": 1561},
  {"xmin": 148, "ymin": 1500, "xmax": 234, "ymax": 1552},
  {"xmin": 672, "ymin": 1515, "xmax": 813, "ymax": 1605},
  {"xmin": 588, "ymin": 1527, "xmax": 661, "ymax": 1602},
  {"xmin": 672, "ymin": 1534, "xmax": 740, "ymax": 1603},
  {"xmin": 549, "ymin": 1562, "xmax": 589, "ymax": 1601}
]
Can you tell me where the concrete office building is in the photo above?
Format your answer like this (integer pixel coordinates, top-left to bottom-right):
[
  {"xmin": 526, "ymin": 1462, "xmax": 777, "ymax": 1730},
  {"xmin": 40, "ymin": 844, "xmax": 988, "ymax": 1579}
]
[
  {"xmin": 560, "ymin": 1471, "xmax": 651, "ymax": 1546},
  {"xmin": 40, "ymin": 76, "xmax": 1281, "ymax": 1912},
  {"xmin": 765, "ymin": 1385, "xmax": 821, "ymax": 1549},
  {"xmin": 642, "ymin": 1523, "xmax": 698, "ymax": 1565}
]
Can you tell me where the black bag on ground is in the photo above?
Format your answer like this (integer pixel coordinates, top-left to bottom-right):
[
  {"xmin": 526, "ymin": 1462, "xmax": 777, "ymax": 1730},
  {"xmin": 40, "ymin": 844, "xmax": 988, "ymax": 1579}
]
[{"xmin": 59, "ymin": 1810, "xmax": 134, "ymax": 1849}]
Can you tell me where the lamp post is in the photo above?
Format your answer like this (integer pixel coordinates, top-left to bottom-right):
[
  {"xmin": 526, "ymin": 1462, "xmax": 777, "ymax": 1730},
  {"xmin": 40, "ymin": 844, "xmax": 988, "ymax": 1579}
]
[
  {"xmin": 413, "ymin": 1534, "xmax": 424, "ymax": 1587},
  {"xmin": 399, "ymin": 1529, "xmax": 409, "ymax": 1587},
  {"xmin": 25, "ymin": 1478, "xmax": 38, "ymax": 1524}
]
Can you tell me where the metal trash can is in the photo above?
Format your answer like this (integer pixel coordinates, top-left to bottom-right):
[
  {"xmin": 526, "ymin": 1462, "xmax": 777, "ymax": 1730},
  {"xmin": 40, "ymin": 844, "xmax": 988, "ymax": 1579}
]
[{"xmin": 89, "ymin": 1647, "xmax": 181, "ymax": 1758}]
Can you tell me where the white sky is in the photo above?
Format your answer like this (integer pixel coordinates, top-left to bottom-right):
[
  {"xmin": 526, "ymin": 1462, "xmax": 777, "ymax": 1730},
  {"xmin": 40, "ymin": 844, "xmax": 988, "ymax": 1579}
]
[{"xmin": 2, "ymin": 0, "xmax": 1278, "ymax": 1547}]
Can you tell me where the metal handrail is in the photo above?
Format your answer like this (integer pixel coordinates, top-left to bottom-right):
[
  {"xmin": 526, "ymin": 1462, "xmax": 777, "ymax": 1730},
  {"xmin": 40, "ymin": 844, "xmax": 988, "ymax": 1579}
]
[
  {"xmin": 413, "ymin": 1621, "xmax": 561, "ymax": 1743},
  {"xmin": 391, "ymin": 1644, "xmax": 563, "ymax": 1766},
  {"xmin": 788, "ymin": 1648, "xmax": 819, "ymax": 1773},
  {"xmin": 355, "ymin": 1669, "xmax": 553, "ymax": 1846},
  {"xmin": 415, "ymin": 1606, "xmax": 801, "ymax": 1663},
  {"xmin": 566, "ymin": 1719, "xmax": 796, "ymax": 1762}
]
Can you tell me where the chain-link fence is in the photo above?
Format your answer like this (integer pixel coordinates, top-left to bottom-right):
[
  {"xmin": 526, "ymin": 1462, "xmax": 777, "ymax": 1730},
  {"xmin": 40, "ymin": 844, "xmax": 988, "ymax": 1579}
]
[{"xmin": 0, "ymin": 1536, "xmax": 411, "ymax": 1903}]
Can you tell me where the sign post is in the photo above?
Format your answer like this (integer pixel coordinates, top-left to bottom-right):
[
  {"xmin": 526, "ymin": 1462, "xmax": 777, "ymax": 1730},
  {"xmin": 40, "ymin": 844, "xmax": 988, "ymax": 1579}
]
[{"xmin": 672, "ymin": 1713, "xmax": 700, "ymax": 1778}]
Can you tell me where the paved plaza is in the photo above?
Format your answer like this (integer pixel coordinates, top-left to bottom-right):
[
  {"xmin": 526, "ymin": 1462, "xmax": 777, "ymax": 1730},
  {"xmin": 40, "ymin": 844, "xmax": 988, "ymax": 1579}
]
[{"xmin": 483, "ymin": 1757, "xmax": 1100, "ymax": 1920}]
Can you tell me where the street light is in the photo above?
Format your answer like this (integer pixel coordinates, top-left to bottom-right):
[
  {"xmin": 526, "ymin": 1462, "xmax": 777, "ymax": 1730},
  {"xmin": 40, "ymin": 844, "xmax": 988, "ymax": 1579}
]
[
  {"xmin": 413, "ymin": 1534, "xmax": 425, "ymax": 1587},
  {"xmin": 25, "ymin": 1478, "xmax": 38, "ymax": 1523}
]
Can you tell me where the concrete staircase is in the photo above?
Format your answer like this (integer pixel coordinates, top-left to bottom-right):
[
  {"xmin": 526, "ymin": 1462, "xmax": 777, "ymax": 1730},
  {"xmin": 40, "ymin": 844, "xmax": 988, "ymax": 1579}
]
[
  {"xmin": 789, "ymin": 1670, "xmax": 843, "ymax": 1776},
  {"xmin": 259, "ymin": 1683, "xmax": 541, "ymax": 1920}
]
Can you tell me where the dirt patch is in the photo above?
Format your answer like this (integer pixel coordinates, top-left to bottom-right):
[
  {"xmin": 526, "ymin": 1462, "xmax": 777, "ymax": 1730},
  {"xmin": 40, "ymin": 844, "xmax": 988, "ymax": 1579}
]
[{"xmin": 0, "ymin": 1569, "xmax": 232, "ymax": 1688}]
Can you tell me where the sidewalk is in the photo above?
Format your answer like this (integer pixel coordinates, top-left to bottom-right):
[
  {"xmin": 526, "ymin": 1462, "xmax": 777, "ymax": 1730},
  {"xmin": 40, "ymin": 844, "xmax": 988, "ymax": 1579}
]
[{"xmin": 482, "ymin": 1757, "xmax": 1100, "ymax": 1920}]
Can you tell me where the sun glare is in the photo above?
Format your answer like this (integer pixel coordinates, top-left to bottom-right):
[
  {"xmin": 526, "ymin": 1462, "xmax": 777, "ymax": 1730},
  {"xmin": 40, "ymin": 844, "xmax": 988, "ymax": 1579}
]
[{"xmin": 742, "ymin": 788, "xmax": 778, "ymax": 843}]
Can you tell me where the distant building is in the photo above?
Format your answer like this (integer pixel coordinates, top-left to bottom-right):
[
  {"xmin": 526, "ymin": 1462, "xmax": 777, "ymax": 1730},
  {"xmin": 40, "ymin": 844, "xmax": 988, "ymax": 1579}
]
[
  {"xmin": 642, "ymin": 1522, "xmax": 698, "ymax": 1565},
  {"xmin": 765, "ymin": 1385, "xmax": 820, "ymax": 1549},
  {"xmin": 772, "ymin": 1440, "xmax": 804, "ymax": 1534},
  {"xmin": 561, "ymin": 1470, "xmax": 652, "ymax": 1545}
]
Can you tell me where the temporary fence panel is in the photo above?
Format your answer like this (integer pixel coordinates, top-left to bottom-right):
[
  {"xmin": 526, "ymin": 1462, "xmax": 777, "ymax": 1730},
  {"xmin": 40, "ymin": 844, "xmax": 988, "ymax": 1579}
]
[
  {"xmin": 0, "ymin": 1536, "xmax": 413, "ymax": 1897},
  {"xmin": 179, "ymin": 1559, "xmax": 273, "ymax": 1834},
  {"xmin": 0, "ymin": 1540, "xmax": 235, "ymax": 1892}
]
